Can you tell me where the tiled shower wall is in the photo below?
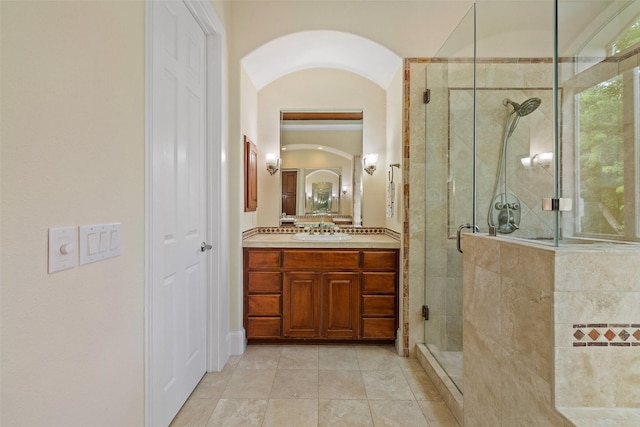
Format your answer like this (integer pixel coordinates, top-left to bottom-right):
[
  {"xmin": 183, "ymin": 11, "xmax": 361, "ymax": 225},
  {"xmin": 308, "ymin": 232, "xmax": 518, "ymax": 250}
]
[
  {"xmin": 462, "ymin": 234, "xmax": 570, "ymax": 426},
  {"xmin": 463, "ymin": 234, "xmax": 640, "ymax": 425},
  {"xmin": 554, "ymin": 249, "xmax": 640, "ymax": 409}
]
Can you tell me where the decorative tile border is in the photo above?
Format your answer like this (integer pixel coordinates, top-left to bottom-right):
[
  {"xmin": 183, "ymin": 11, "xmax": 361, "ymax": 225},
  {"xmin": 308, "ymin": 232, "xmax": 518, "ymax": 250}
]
[
  {"xmin": 241, "ymin": 226, "xmax": 400, "ymax": 239},
  {"xmin": 572, "ymin": 324, "xmax": 640, "ymax": 347}
]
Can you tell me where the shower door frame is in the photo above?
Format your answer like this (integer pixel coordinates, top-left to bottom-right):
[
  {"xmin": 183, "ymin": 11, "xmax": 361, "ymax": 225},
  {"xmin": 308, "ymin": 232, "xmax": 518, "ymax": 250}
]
[{"xmin": 422, "ymin": 56, "xmax": 477, "ymax": 395}]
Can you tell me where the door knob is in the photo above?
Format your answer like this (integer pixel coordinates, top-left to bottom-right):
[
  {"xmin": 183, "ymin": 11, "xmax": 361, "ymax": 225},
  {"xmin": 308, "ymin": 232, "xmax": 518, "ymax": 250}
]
[{"xmin": 201, "ymin": 242, "xmax": 212, "ymax": 252}]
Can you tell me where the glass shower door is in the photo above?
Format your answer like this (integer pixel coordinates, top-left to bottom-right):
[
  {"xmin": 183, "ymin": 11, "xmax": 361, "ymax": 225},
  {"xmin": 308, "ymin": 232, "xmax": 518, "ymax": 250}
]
[{"xmin": 422, "ymin": 6, "xmax": 476, "ymax": 394}]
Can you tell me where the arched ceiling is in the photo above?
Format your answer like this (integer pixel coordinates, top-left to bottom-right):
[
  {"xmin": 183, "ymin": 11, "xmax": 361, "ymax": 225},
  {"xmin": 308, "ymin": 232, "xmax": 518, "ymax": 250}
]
[{"xmin": 241, "ymin": 30, "xmax": 403, "ymax": 91}]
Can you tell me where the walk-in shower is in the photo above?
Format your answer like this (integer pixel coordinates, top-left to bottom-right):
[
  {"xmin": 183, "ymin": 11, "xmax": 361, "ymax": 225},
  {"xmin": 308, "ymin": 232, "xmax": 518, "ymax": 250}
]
[
  {"xmin": 412, "ymin": 2, "xmax": 640, "ymax": 425},
  {"xmin": 487, "ymin": 97, "xmax": 541, "ymax": 234}
]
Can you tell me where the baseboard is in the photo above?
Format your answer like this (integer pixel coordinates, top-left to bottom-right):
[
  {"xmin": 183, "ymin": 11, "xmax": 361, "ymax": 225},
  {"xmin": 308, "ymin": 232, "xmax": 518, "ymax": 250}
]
[{"xmin": 228, "ymin": 329, "xmax": 247, "ymax": 356}]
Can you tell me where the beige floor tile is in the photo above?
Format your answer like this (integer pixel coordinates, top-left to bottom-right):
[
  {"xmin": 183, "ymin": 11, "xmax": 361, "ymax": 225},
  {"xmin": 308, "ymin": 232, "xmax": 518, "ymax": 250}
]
[
  {"xmin": 270, "ymin": 369, "xmax": 319, "ymax": 399},
  {"xmin": 396, "ymin": 356, "xmax": 425, "ymax": 373},
  {"xmin": 418, "ymin": 400, "xmax": 460, "ymax": 426},
  {"xmin": 262, "ymin": 398, "xmax": 318, "ymax": 427},
  {"xmin": 401, "ymin": 366, "xmax": 443, "ymax": 401},
  {"xmin": 362, "ymin": 370, "xmax": 415, "ymax": 400},
  {"xmin": 319, "ymin": 370, "xmax": 367, "ymax": 399},
  {"xmin": 356, "ymin": 345, "xmax": 401, "ymax": 371},
  {"xmin": 224, "ymin": 355, "xmax": 242, "ymax": 369},
  {"xmin": 222, "ymin": 369, "xmax": 275, "ymax": 398},
  {"xmin": 369, "ymin": 400, "xmax": 429, "ymax": 427},
  {"xmin": 319, "ymin": 345, "xmax": 360, "ymax": 370},
  {"xmin": 177, "ymin": 345, "xmax": 455, "ymax": 427},
  {"xmin": 278, "ymin": 345, "xmax": 319, "ymax": 370},
  {"xmin": 318, "ymin": 399, "xmax": 374, "ymax": 427},
  {"xmin": 170, "ymin": 397, "xmax": 218, "ymax": 427},
  {"xmin": 205, "ymin": 399, "xmax": 268, "ymax": 427},
  {"xmin": 237, "ymin": 345, "xmax": 282, "ymax": 369},
  {"xmin": 189, "ymin": 370, "xmax": 232, "ymax": 399}
]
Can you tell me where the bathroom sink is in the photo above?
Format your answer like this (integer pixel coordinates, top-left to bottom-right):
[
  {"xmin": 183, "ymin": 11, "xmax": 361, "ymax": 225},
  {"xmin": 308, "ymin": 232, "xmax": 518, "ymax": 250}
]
[{"xmin": 292, "ymin": 232, "xmax": 353, "ymax": 241}]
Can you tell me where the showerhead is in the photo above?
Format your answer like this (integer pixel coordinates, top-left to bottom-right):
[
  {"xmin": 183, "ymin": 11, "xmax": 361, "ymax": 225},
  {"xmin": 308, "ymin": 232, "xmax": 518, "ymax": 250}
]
[
  {"xmin": 503, "ymin": 97, "xmax": 541, "ymax": 117},
  {"xmin": 503, "ymin": 97, "xmax": 542, "ymax": 137}
]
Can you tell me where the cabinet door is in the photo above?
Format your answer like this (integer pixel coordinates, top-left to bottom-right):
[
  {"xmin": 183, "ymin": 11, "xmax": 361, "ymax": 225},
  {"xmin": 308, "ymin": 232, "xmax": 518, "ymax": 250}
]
[
  {"xmin": 321, "ymin": 272, "xmax": 360, "ymax": 338},
  {"xmin": 283, "ymin": 272, "xmax": 320, "ymax": 337}
]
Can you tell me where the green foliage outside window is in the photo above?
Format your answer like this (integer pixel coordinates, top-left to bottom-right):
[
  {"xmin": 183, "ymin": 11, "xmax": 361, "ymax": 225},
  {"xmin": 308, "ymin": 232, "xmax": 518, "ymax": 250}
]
[
  {"xmin": 578, "ymin": 75, "xmax": 625, "ymax": 234},
  {"xmin": 612, "ymin": 18, "xmax": 640, "ymax": 54},
  {"xmin": 579, "ymin": 16, "xmax": 640, "ymax": 235}
]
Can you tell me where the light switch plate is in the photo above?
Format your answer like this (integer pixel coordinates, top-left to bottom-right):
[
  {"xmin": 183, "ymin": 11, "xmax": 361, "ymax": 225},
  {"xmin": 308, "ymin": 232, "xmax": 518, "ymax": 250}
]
[
  {"xmin": 79, "ymin": 223, "xmax": 121, "ymax": 265},
  {"xmin": 48, "ymin": 227, "xmax": 77, "ymax": 273}
]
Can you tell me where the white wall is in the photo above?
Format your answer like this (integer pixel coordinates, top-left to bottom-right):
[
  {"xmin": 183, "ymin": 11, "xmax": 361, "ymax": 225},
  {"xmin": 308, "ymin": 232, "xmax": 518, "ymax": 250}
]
[{"xmin": 1, "ymin": 2, "xmax": 145, "ymax": 425}]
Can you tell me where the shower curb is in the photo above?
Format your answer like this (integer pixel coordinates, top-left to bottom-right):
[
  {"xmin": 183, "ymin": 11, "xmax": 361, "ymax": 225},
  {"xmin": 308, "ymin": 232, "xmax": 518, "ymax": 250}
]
[{"xmin": 416, "ymin": 344, "xmax": 464, "ymax": 426}]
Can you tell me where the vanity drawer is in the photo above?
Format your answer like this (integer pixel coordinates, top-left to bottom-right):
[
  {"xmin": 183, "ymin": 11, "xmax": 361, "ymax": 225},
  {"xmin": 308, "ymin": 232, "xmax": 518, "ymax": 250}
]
[
  {"xmin": 248, "ymin": 295, "xmax": 281, "ymax": 316},
  {"xmin": 362, "ymin": 295, "xmax": 395, "ymax": 316},
  {"xmin": 361, "ymin": 318, "xmax": 396, "ymax": 339},
  {"xmin": 247, "ymin": 272, "xmax": 281, "ymax": 293},
  {"xmin": 246, "ymin": 317, "xmax": 281, "ymax": 339},
  {"xmin": 362, "ymin": 272, "xmax": 396, "ymax": 293},
  {"xmin": 362, "ymin": 251, "xmax": 397, "ymax": 270},
  {"xmin": 282, "ymin": 250, "xmax": 360, "ymax": 270},
  {"xmin": 246, "ymin": 250, "xmax": 281, "ymax": 270}
]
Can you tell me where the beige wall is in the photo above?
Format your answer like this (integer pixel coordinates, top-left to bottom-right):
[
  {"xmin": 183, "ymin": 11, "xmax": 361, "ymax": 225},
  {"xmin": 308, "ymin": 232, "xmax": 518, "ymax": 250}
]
[
  {"xmin": 228, "ymin": 1, "xmax": 473, "ymax": 63},
  {"xmin": 226, "ymin": 0, "xmax": 473, "ymax": 339},
  {"xmin": 1, "ymin": 1, "xmax": 145, "ymax": 425},
  {"xmin": 240, "ymin": 66, "xmax": 259, "ymax": 231},
  {"xmin": 385, "ymin": 67, "xmax": 404, "ymax": 233}
]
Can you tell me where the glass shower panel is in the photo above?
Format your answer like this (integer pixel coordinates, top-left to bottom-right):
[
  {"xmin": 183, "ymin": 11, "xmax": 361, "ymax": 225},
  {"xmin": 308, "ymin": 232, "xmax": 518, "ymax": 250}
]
[
  {"xmin": 557, "ymin": 0, "xmax": 640, "ymax": 244},
  {"xmin": 423, "ymin": 5, "xmax": 475, "ymax": 394},
  {"xmin": 474, "ymin": 1, "xmax": 557, "ymax": 243}
]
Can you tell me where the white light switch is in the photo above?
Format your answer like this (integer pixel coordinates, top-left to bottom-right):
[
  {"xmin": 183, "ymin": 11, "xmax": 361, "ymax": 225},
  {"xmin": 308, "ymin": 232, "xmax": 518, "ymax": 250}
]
[
  {"xmin": 88, "ymin": 233, "xmax": 98, "ymax": 255},
  {"xmin": 48, "ymin": 227, "xmax": 77, "ymax": 273},
  {"xmin": 79, "ymin": 223, "xmax": 122, "ymax": 265}
]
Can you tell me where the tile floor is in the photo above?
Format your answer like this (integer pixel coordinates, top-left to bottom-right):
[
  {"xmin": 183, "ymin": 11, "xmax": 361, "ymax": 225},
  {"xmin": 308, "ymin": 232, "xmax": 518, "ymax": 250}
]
[{"xmin": 170, "ymin": 344, "xmax": 460, "ymax": 427}]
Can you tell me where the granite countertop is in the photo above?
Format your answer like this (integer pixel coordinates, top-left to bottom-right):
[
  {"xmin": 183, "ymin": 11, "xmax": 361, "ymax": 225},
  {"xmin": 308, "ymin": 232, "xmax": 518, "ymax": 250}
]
[{"xmin": 242, "ymin": 233, "xmax": 401, "ymax": 249}]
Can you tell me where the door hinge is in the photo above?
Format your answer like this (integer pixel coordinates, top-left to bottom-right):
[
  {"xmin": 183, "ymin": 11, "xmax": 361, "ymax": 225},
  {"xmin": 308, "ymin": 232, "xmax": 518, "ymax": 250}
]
[
  {"xmin": 541, "ymin": 198, "xmax": 572, "ymax": 211},
  {"xmin": 423, "ymin": 89, "xmax": 431, "ymax": 104},
  {"xmin": 422, "ymin": 305, "xmax": 429, "ymax": 320}
]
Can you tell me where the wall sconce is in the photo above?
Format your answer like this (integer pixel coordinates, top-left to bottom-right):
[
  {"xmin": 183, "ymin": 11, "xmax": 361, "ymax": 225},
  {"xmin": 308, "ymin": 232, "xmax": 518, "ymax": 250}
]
[
  {"xmin": 265, "ymin": 153, "xmax": 280, "ymax": 175},
  {"xmin": 342, "ymin": 185, "xmax": 348, "ymax": 195},
  {"xmin": 364, "ymin": 154, "xmax": 378, "ymax": 175},
  {"xmin": 521, "ymin": 152, "xmax": 553, "ymax": 168}
]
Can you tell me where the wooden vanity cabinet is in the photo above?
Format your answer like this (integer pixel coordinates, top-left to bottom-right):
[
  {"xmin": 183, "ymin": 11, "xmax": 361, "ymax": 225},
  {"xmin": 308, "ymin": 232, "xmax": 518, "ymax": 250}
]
[{"xmin": 243, "ymin": 247, "xmax": 398, "ymax": 342}]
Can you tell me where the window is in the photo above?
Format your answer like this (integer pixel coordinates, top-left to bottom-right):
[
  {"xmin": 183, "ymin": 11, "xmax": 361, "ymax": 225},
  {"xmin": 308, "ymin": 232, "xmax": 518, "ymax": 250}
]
[
  {"xmin": 611, "ymin": 17, "xmax": 640, "ymax": 55},
  {"xmin": 576, "ymin": 74, "xmax": 625, "ymax": 235},
  {"xmin": 575, "ymin": 18, "xmax": 640, "ymax": 240}
]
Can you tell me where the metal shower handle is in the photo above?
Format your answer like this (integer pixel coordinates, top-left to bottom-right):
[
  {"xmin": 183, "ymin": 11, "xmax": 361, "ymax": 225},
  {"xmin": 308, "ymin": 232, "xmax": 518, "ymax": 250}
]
[{"xmin": 456, "ymin": 223, "xmax": 479, "ymax": 254}]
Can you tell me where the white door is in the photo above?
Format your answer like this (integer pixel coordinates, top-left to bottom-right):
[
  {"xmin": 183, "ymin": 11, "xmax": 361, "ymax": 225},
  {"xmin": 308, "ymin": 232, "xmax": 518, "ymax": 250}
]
[{"xmin": 150, "ymin": 1, "xmax": 208, "ymax": 425}]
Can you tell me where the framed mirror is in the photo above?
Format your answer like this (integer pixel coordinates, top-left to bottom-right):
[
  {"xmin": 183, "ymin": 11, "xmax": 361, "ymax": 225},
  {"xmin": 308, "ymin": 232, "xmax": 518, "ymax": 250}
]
[{"xmin": 280, "ymin": 110, "xmax": 363, "ymax": 225}]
